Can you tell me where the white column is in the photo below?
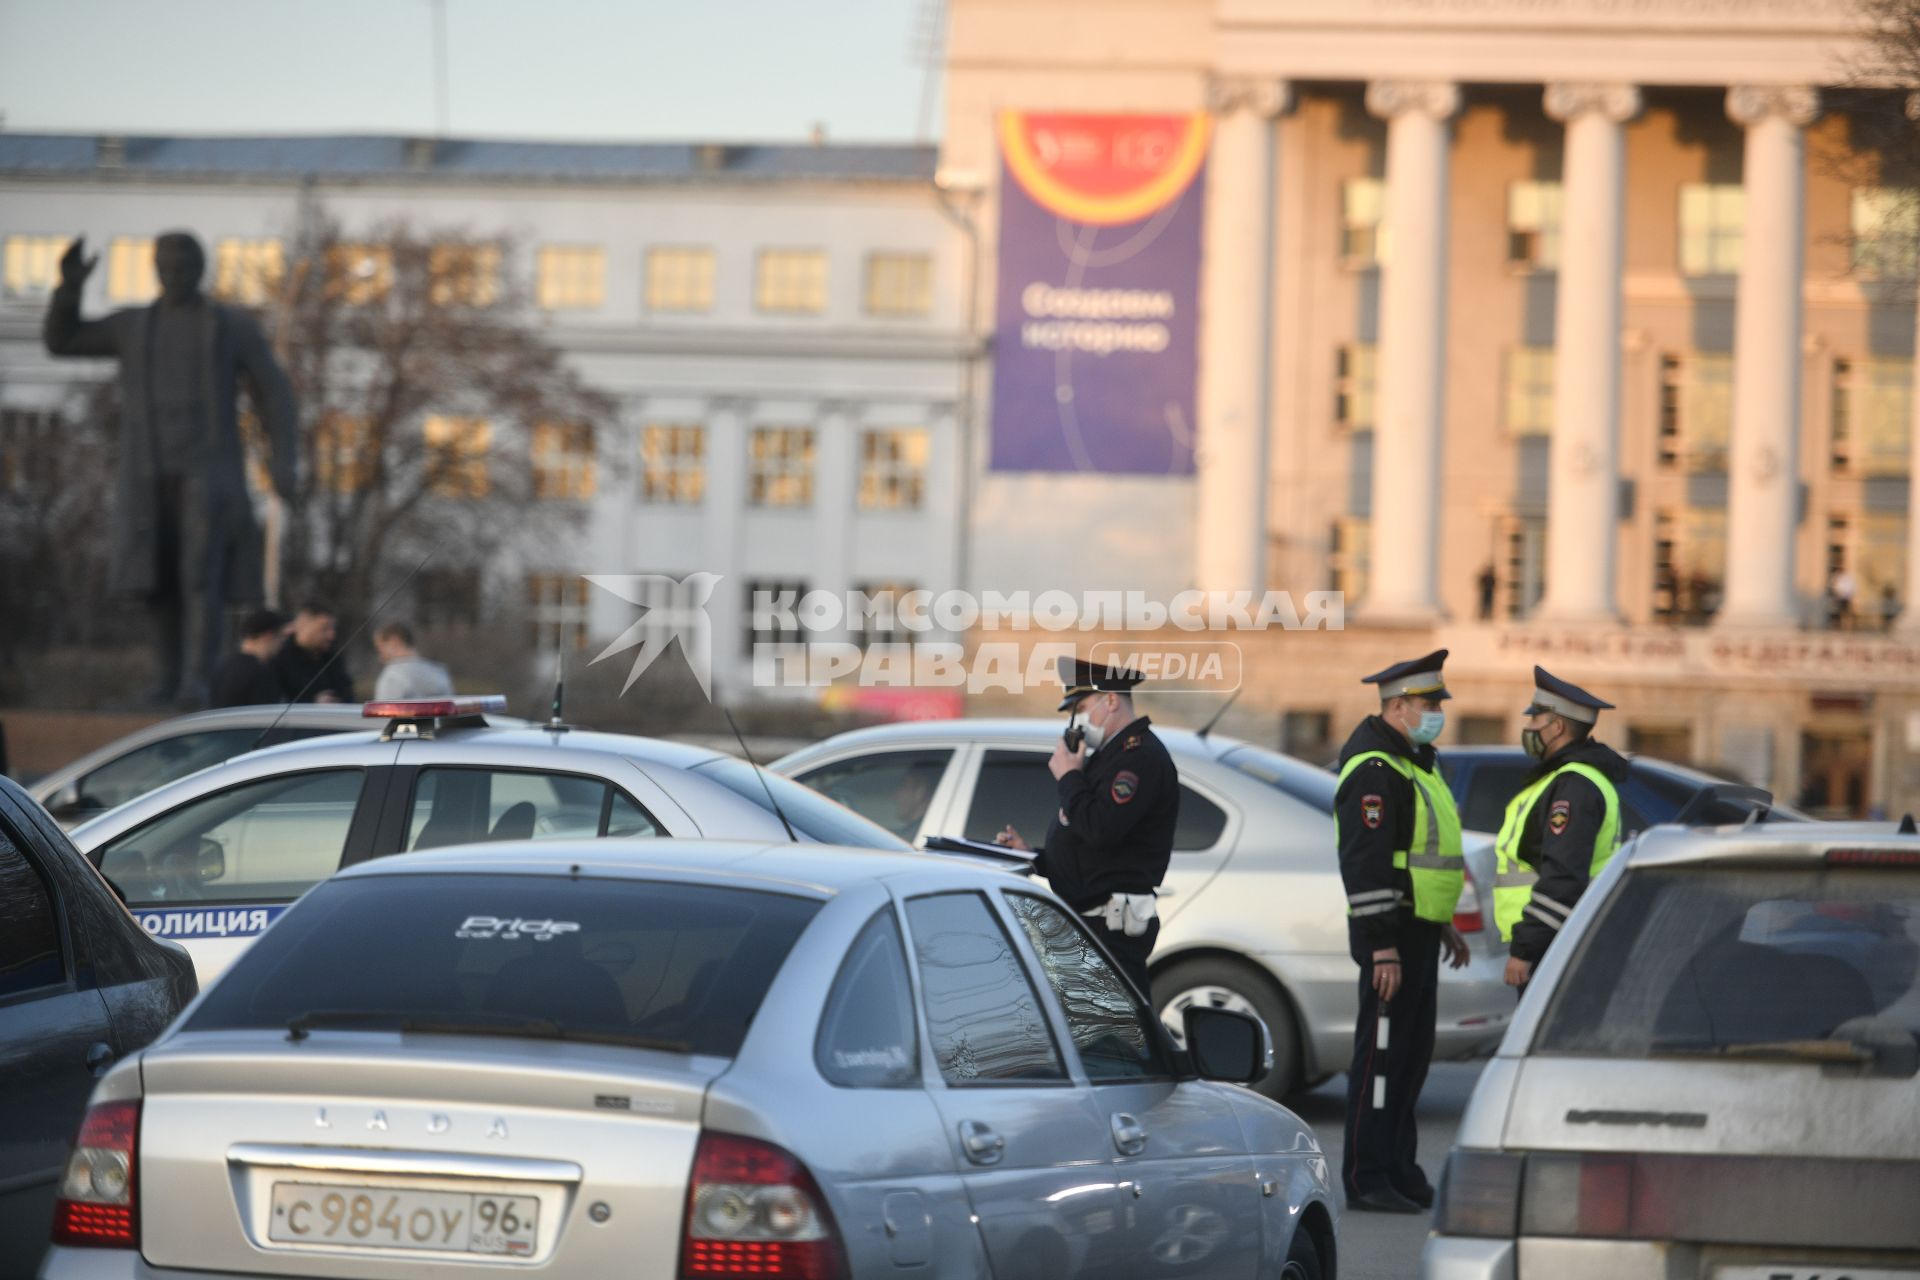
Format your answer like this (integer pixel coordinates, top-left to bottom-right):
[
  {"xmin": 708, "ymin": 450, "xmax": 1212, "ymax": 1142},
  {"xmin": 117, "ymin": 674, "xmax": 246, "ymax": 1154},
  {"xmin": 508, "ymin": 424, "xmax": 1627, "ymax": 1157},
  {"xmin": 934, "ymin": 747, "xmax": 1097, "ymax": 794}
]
[
  {"xmin": 1196, "ymin": 76, "xmax": 1289, "ymax": 595},
  {"xmin": 813, "ymin": 400, "xmax": 858, "ymax": 646},
  {"xmin": 1361, "ymin": 80, "xmax": 1460, "ymax": 624},
  {"xmin": 1534, "ymin": 83, "xmax": 1640, "ymax": 624},
  {"xmin": 704, "ymin": 397, "xmax": 748, "ymax": 697},
  {"xmin": 1718, "ymin": 85, "xmax": 1819, "ymax": 630}
]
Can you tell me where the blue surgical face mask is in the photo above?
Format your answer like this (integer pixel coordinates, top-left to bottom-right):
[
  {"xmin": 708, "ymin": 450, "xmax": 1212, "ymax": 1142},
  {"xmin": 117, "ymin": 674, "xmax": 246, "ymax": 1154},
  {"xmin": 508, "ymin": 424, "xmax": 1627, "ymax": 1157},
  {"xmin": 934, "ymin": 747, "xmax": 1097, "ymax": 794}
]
[{"xmin": 1406, "ymin": 710, "xmax": 1445, "ymax": 745}]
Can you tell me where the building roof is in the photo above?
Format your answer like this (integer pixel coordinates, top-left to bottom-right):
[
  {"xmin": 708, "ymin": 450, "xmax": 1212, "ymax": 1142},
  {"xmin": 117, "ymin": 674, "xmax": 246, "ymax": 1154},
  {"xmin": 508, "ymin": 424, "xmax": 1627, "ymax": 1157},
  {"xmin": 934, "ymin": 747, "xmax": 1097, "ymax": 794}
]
[{"xmin": 0, "ymin": 133, "xmax": 937, "ymax": 186}]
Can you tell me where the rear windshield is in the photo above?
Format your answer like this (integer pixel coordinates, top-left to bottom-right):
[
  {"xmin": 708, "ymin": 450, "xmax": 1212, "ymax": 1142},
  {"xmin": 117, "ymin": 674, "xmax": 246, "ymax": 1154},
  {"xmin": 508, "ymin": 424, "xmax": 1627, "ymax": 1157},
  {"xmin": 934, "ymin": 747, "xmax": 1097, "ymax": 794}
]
[
  {"xmin": 1217, "ymin": 745, "xmax": 1336, "ymax": 812},
  {"xmin": 1538, "ymin": 867, "xmax": 1920, "ymax": 1057},
  {"xmin": 694, "ymin": 758, "xmax": 911, "ymax": 850},
  {"xmin": 187, "ymin": 873, "xmax": 820, "ymax": 1057}
]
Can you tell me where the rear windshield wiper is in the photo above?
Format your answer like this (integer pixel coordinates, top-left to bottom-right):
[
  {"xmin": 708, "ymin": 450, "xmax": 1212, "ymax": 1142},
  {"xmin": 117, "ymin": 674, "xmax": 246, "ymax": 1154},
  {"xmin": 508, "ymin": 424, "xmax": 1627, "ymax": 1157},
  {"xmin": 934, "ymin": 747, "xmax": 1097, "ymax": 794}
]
[
  {"xmin": 285, "ymin": 1009, "xmax": 690, "ymax": 1053},
  {"xmin": 1649, "ymin": 1037, "xmax": 1875, "ymax": 1064}
]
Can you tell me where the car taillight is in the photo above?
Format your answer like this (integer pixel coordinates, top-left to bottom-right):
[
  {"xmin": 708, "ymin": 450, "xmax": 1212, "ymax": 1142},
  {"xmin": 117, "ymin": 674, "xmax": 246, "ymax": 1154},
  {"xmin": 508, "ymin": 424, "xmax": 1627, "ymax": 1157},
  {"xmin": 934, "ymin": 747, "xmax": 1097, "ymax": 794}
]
[
  {"xmin": 1434, "ymin": 1149, "xmax": 1522, "ymax": 1238},
  {"xmin": 51, "ymin": 1100, "xmax": 139, "ymax": 1249},
  {"xmin": 1521, "ymin": 1153, "xmax": 1634, "ymax": 1237},
  {"xmin": 1826, "ymin": 847, "xmax": 1920, "ymax": 866},
  {"xmin": 680, "ymin": 1131, "xmax": 844, "ymax": 1280},
  {"xmin": 1453, "ymin": 867, "xmax": 1484, "ymax": 933}
]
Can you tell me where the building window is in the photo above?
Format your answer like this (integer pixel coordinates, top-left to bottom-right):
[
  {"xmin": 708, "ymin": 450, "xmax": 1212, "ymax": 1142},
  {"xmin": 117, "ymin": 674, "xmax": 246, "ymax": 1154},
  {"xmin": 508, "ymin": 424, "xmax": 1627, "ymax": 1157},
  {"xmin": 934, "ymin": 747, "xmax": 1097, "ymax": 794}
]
[
  {"xmin": 107, "ymin": 237, "xmax": 158, "ymax": 302},
  {"xmin": 1653, "ymin": 508, "xmax": 1727, "ymax": 624},
  {"xmin": 532, "ymin": 422, "xmax": 596, "ymax": 499},
  {"xmin": 429, "ymin": 243, "xmax": 501, "ymax": 308},
  {"xmin": 1679, "ymin": 183, "xmax": 1744, "ymax": 276},
  {"xmin": 858, "ymin": 428, "xmax": 929, "ymax": 510},
  {"xmin": 527, "ymin": 573, "xmax": 590, "ymax": 651},
  {"xmin": 864, "ymin": 252, "xmax": 933, "ymax": 316},
  {"xmin": 645, "ymin": 247, "xmax": 715, "ymax": 312},
  {"xmin": 755, "ymin": 249, "xmax": 828, "ymax": 314},
  {"xmin": 622, "ymin": 574, "xmax": 711, "ymax": 658},
  {"xmin": 749, "ymin": 427, "xmax": 815, "ymax": 507},
  {"xmin": 536, "ymin": 245, "xmax": 605, "ymax": 311},
  {"xmin": 745, "ymin": 577, "xmax": 809, "ymax": 656},
  {"xmin": 1334, "ymin": 344, "xmax": 1377, "ymax": 429},
  {"xmin": 313, "ymin": 414, "xmax": 373, "ymax": 494},
  {"xmin": 1658, "ymin": 351, "xmax": 1732, "ymax": 471},
  {"xmin": 1499, "ymin": 515, "xmax": 1545, "ymax": 619},
  {"xmin": 1456, "ymin": 715, "xmax": 1508, "ymax": 746},
  {"xmin": 1504, "ymin": 347, "xmax": 1556, "ymax": 437},
  {"xmin": 1627, "ymin": 725, "xmax": 1693, "ymax": 762},
  {"xmin": 852, "ymin": 581, "xmax": 919, "ymax": 650},
  {"xmin": 1859, "ymin": 512, "xmax": 1908, "ymax": 625},
  {"xmin": 1330, "ymin": 517, "xmax": 1370, "ymax": 601},
  {"xmin": 416, "ymin": 568, "xmax": 483, "ymax": 629},
  {"xmin": 4, "ymin": 234, "xmax": 68, "ymax": 298},
  {"xmin": 639, "ymin": 423, "xmax": 706, "ymax": 504},
  {"xmin": 1832, "ymin": 357, "xmax": 1911, "ymax": 476},
  {"xmin": 1340, "ymin": 179, "xmax": 1388, "ymax": 267},
  {"xmin": 423, "ymin": 415, "xmax": 491, "ymax": 498},
  {"xmin": 327, "ymin": 243, "xmax": 393, "ymax": 305},
  {"xmin": 0, "ymin": 407, "xmax": 59, "ymax": 493},
  {"xmin": 1507, "ymin": 180, "xmax": 1563, "ymax": 269},
  {"xmin": 1280, "ymin": 711, "xmax": 1332, "ymax": 761},
  {"xmin": 1851, "ymin": 187, "xmax": 1920, "ymax": 280},
  {"xmin": 213, "ymin": 238, "xmax": 284, "ymax": 306}
]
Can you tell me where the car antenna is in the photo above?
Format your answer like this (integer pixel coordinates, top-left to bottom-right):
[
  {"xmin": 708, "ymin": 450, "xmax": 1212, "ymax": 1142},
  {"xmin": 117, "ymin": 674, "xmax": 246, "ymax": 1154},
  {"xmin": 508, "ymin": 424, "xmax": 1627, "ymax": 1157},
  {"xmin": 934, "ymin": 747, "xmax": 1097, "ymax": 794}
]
[
  {"xmin": 546, "ymin": 618, "xmax": 570, "ymax": 732},
  {"xmin": 723, "ymin": 706, "xmax": 797, "ymax": 843},
  {"xmin": 242, "ymin": 540, "xmax": 448, "ymax": 758},
  {"xmin": 1195, "ymin": 687, "xmax": 1242, "ymax": 747}
]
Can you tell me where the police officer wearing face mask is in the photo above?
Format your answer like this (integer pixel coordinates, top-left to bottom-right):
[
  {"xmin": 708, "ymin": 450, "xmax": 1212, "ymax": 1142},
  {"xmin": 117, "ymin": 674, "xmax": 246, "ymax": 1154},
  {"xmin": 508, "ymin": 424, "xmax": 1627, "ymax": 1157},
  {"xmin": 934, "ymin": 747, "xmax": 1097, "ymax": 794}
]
[
  {"xmin": 1494, "ymin": 667, "xmax": 1630, "ymax": 990},
  {"xmin": 996, "ymin": 656, "xmax": 1178, "ymax": 998},
  {"xmin": 1334, "ymin": 650, "xmax": 1472, "ymax": 1214}
]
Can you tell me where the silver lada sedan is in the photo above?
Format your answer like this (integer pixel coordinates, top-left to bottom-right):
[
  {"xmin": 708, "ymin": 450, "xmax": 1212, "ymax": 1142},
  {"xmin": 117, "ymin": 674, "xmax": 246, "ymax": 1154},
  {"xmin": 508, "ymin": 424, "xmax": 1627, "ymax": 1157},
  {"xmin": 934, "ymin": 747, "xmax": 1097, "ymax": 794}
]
[{"xmin": 40, "ymin": 840, "xmax": 1339, "ymax": 1280}]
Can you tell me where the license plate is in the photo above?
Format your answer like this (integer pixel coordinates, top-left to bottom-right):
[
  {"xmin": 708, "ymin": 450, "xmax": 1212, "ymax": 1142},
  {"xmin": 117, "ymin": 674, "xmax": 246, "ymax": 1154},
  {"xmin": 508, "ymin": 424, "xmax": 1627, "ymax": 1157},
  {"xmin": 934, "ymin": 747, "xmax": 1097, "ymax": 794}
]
[
  {"xmin": 268, "ymin": 1182, "xmax": 539, "ymax": 1256},
  {"xmin": 1717, "ymin": 1269, "xmax": 1920, "ymax": 1280}
]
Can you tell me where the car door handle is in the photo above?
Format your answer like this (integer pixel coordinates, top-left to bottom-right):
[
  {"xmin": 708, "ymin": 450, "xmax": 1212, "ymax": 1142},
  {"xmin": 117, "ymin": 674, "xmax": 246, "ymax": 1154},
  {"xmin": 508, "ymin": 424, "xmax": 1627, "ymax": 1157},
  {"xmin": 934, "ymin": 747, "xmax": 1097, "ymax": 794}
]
[
  {"xmin": 958, "ymin": 1120, "xmax": 1004, "ymax": 1165},
  {"xmin": 86, "ymin": 1042, "xmax": 116, "ymax": 1077},
  {"xmin": 1110, "ymin": 1112, "xmax": 1148, "ymax": 1156}
]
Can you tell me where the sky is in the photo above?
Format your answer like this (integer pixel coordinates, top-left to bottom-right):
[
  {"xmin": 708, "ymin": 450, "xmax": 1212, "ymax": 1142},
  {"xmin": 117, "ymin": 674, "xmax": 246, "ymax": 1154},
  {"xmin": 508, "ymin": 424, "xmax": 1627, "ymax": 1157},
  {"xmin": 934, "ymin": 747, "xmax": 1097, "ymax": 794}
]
[{"xmin": 0, "ymin": 0, "xmax": 943, "ymax": 143}]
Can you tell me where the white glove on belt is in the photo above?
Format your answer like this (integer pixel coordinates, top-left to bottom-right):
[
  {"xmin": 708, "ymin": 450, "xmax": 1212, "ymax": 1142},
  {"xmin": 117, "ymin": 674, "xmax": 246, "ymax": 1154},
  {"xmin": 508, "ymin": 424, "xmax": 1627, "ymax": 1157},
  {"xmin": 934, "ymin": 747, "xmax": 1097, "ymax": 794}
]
[{"xmin": 1083, "ymin": 893, "xmax": 1158, "ymax": 937}]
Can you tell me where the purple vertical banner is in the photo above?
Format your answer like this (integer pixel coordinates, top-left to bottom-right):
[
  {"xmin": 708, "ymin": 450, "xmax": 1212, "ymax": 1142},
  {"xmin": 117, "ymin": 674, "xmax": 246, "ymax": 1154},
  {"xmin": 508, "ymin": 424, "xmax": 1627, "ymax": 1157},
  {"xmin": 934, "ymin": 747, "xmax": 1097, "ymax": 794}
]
[{"xmin": 989, "ymin": 111, "xmax": 1210, "ymax": 474}]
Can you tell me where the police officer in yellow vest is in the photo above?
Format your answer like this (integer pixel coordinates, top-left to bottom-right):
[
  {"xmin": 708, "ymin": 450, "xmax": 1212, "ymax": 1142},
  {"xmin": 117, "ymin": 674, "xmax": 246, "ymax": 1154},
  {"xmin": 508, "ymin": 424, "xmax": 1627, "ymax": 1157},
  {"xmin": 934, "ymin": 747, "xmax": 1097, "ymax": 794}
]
[
  {"xmin": 1496, "ymin": 666, "xmax": 1630, "ymax": 990},
  {"xmin": 1334, "ymin": 650, "xmax": 1472, "ymax": 1214}
]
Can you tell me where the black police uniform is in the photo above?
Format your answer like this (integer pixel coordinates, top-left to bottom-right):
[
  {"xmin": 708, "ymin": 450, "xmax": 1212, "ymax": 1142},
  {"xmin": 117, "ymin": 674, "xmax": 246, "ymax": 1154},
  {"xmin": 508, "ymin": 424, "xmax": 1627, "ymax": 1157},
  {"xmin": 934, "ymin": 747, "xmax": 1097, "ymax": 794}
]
[
  {"xmin": 1034, "ymin": 659, "xmax": 1179, "ymax": 998},
  {"xmin": 1334, "ymin": 650, "xmax": 1451, "ymax": 1214}
]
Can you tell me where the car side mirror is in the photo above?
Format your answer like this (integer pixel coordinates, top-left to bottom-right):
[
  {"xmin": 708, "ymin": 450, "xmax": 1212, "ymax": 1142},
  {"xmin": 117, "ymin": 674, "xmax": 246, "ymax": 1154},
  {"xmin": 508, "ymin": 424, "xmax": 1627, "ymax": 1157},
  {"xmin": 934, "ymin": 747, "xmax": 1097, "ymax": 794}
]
[
  {"xmin": 194, "ymin": 837, "xmax": 226, "ymax": 884},
  {"xmin": 1182, "ymin": 1006, "xmax": 1271, "ymax": 1085}
]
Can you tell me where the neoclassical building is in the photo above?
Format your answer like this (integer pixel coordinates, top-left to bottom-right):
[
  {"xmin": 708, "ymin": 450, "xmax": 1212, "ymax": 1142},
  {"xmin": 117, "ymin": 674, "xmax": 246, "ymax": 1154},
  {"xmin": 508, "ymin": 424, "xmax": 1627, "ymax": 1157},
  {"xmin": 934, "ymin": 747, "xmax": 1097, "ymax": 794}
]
[{"xmin": 949, "ymin": 0, "xmax": 1920, "ymax": 815}]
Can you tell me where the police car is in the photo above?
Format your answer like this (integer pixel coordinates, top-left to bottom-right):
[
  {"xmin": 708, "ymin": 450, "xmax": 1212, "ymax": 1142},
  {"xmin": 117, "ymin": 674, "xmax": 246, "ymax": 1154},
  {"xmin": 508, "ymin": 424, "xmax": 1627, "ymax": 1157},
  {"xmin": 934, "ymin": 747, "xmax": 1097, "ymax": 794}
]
[{"xmin": 67, "ymin": 697, "xmax": 906, "ymax": 983}]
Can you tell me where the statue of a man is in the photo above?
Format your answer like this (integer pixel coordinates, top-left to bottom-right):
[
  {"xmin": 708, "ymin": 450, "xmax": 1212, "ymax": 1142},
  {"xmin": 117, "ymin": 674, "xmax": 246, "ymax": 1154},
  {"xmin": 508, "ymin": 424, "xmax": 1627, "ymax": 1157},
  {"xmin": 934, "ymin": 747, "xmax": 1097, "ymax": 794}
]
[{"xmin": 44, "ymin": 232, "xmax": 298, "ymax": 707}]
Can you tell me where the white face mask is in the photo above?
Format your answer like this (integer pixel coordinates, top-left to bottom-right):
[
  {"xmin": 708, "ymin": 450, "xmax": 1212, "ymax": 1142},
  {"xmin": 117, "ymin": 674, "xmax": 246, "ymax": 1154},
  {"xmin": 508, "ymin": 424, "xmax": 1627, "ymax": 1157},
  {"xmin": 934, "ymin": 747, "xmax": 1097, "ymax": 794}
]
[{"xmin": 1074, "ymin": 698, "xmax": 1115, "ymax": 751}]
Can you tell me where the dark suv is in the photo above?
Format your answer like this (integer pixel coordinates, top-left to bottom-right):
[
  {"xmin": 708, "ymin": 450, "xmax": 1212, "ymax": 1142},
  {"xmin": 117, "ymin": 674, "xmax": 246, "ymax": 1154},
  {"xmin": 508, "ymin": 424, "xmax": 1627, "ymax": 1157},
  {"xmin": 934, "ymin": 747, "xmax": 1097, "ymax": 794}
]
[{"xmin": 1437, "ymin": 746, "xmax": 1810, "ymax": 836}]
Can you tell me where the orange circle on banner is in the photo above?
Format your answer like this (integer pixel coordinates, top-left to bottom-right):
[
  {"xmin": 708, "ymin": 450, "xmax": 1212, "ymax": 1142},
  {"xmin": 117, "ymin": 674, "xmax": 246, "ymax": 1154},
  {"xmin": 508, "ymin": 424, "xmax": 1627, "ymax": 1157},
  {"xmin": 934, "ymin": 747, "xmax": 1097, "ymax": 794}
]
[{"xmin": 999, "ymin": 112, "xmax": 1211, "ymax": 226}]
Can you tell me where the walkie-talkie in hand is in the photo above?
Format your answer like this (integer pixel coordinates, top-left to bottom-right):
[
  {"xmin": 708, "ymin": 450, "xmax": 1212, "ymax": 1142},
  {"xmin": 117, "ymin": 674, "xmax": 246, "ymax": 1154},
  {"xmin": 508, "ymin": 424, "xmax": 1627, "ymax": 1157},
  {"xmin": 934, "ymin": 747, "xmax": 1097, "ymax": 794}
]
[{"xmin": 1063, "ymin": 724, "xmax": 1085, "ymax": 753}]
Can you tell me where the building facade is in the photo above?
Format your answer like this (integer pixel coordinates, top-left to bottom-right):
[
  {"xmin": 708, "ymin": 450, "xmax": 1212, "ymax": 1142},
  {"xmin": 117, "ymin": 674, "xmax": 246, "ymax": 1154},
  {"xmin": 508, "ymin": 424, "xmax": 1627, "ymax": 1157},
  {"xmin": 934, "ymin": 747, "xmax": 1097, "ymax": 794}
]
[
  {"xmin": 0, "ymin": 135, "xmax": 974, "ymax": 698},
  {"xmin": 946, "ymin": 0, "xmax": 1920, "ymax": 816}
]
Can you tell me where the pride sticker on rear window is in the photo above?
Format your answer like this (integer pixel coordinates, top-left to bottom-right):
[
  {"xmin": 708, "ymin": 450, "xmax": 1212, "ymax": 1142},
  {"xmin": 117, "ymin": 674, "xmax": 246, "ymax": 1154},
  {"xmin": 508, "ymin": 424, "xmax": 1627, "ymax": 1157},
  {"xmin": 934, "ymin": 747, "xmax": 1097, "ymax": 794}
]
[{"xmin": 455, "ymin": 917, "xmax": 581, "ymax": 941}]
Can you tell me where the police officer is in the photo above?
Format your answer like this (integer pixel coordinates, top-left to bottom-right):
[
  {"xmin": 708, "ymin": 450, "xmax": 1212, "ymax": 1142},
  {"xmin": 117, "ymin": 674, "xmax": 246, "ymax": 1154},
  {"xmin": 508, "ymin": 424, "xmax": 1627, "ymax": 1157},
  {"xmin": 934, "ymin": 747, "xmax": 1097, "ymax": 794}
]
[
  {"xmin": 1335, "ymin": 650, "xmax": 1472, "ymax": 1214},
  {"xmin": 1494, "ymin": 666, "xmax": 1630, "ymax": 989},
  {"xmin": 996, "ymin": 655, "xmax": 1179, "ymax": 997}
]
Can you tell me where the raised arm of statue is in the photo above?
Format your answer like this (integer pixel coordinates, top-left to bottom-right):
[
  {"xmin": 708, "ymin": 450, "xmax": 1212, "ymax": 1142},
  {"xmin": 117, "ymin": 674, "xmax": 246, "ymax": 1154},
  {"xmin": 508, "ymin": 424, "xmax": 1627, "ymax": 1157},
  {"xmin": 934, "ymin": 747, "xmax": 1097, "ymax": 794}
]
[
  {"xmin": 233, "ymin": 310, "xmax": 299, "ymax": 499},
  {"xmin": 42, "ymin": 236, "xmax": 120, "ymax": 358}
]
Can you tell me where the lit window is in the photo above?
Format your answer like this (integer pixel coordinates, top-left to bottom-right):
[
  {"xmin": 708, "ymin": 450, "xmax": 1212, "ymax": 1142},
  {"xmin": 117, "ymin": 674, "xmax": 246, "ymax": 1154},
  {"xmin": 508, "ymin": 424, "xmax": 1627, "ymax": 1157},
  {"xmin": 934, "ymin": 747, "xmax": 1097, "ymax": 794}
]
[
  {"xmin": 1859, "ymin": 512, "xmax": 1908, "ymax": 609},
  {"xmin": 639, "ymin": 424, "xmax": 706, "ymax": 504},
  {"xmin": 858, "ymin": 429, "xmax": 929, "ymax": 510},
  {"xmin": 1334, "ymin": 345, "xmax": 1377, "ymax": 429},
  {"xmin": 1330, "ymin": 517, "xmax": 1370, "ymax": 601},
  {"xmin": 536, "ymin": 245, "xmax": 605, "ymax": 311},
  {"xmin": 749, "ymin": 427, "xmax": 815, "ymax": 507},
  {"xmin": 327, "ymin": 243, "xmax": 393, "ymax": 305},
  {"xmin": 1679, "ymin": 184, "xmax": 1744, "ymax": 276},
  {"xmin": 1650, "ymin": 508, "xmax": 1727, "ymax": 624},
  {"xmin": 745, "ymin": 577, "xmax": 809, "ymax": 656},
  {"xmin": 864, "ymin": 253, "xmax": 933, "ymax": 317},
  {"xmin": 755, "ymin": 249, "xmax": 828, "ymax": 314},
  {"xmin": 313, "ymin": 414, "xmax": 373, "ymax": 494},
  {"xmin": 851, "ymin": 581, "xmax": 919, "ymax": 650},
  {"xmin": 213, "ymin": 239, "xmax": 284, "ymax": 306},
  {"xmin": 1658, "ymin": 352, "xmax": 1732, "ymax": 471},
  {"xmin": 429, "ymin": 243, "xmax": 500, "ymax": 308},
  {"xmin": 1498, "ymin": 515, "xmax": 1545, "ymax": 618},
  {"xmin": 107, "ymin": 237, "xmax": 157, "ymax": 302},
  {"xmin": 532, "ymin": 422, "xmax": 596, "ymax": 499},
  {"xmin": 3, "ymin": 234, "xmax": 68, "ymax": 298},
  {"xmin": 1341, "ymin": 179, "xmax": 1388, "ymax": 267},
  {"xmin": 1504, "ymin": 347, "xmax": 1556, "ymax": 437},
  {"xmin": 1832, "ymin": 357, "xmax": 1912, "ymax": 476},
  {"xmin": 1851, "ymin": 188, "xmax": 1919, "ymax": 280},
  {"xmin": 1507, "ymin": 181, "xmax": 1563, "ymax": 269},
  {"xmin": 526, "ymin": 573, "xmax": 590, "ymax": 651},
  {"xmin": 645, "ymin": 247, "xmax": 714, "ymax": 312},
  {"xmin": 422, "ymin": 415, "xmax": 491, "ymax": 498}
]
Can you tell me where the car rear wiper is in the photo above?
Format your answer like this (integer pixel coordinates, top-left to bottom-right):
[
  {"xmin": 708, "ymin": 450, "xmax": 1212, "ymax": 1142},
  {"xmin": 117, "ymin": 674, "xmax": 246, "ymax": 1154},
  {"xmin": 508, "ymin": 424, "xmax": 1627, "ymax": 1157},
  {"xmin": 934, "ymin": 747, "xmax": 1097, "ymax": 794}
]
[
  {"xmin": 1648, "ymin": 1037, "xmax": 1875, "ymax": 1064},
  {"xmin": 286, "ymin": 1009, "xmax": 690, "ymax": 1053}
]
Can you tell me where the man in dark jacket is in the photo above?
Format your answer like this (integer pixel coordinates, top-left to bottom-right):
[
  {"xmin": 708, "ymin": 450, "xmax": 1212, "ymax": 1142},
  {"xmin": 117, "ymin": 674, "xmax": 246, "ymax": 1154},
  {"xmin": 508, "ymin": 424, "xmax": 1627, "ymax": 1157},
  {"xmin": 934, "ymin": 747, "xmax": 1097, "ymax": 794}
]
[
  {"xmin": 208, "ymin": 609, "xmax": 287, "ymax": 707},
  {"xmin": 996, "ymin": 656, "xmax": 1179, "ymax": 997},
  {"xmin": 1334, "ymin": 650, "xmax": 1471, "ymax": 1214},
  {"xmin": 271, "ymin": 601, "xmax": 354, "ymax": 703},
  {"xmin": 1495, "ymin": 667, "xmax": 1631, "ymax": 987}
]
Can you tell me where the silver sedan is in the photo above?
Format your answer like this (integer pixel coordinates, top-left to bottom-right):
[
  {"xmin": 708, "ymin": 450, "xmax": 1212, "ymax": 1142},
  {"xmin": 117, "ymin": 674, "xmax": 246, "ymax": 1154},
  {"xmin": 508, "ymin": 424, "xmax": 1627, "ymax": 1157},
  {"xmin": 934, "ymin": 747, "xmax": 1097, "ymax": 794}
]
[{"xmin": 41, "ymin": 840, "xmax": 1339, "ymax": 1280}]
